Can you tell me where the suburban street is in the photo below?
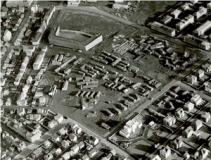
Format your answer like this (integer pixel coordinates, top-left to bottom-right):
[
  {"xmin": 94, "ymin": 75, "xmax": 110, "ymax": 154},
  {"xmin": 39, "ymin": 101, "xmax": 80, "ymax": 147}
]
[
  {"xmin": 14, "ymin": 123, "xmax": 67, "ymax": 159},
  {"xmin": 13, "ymin": 117, "xmax": 134, "ymax": 160}
]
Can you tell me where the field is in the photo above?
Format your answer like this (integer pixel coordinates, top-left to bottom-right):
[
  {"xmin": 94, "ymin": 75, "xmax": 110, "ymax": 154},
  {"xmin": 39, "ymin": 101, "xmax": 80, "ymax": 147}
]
[{"xmin": 81, "ymin": 1, "xmax": 176, "ymax": 24}]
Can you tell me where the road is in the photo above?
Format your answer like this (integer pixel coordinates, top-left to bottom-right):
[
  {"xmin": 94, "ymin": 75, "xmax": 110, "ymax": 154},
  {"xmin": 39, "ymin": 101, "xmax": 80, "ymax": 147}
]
[
  {"xmin": 14, "ymin": 117, "xmax": 134, "ymax": 160},
  {"xmin": 63, "ymin": 116, "xmax": 135, "ymax": 159},
  {"xmin": 129, "ymin": 80, "xmax": 178, "ymax": 116}
]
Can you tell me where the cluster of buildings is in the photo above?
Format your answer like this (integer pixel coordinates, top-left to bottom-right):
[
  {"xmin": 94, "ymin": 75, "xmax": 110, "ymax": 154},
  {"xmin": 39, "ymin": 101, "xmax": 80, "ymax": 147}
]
[
  {"xmin": 14, "ymin": 46, "xmax": 49, "ymax": 107},
  {"xmin": 1, "ymin": 130, "xmax": 27, "ymax": 160},
  {"xmin": 76, "ymin": 77, "xmax": 98, "ymax": 90},
  {"xmin": 92, "ymin": 50, "xmax": 131, "ymax": 72},
  {"xmin": 135, "ymin": 35, "xmax": 194, "ymax": 71},
  {"xmin": 1, "ymin": 5, "xmax": 26, "ymax": 45},
  {"xmin": 113, "ymin": 39, "xmax": 138, "ymax": 55},
  {"xmin": 78, "ymin": 63, "xmax": 102, "ymax": 79},
  {"xmin": 75, "ymin": 90, "xmax": 102, "ymax": 99},
  {"xmin": 27, "ymin": 122, "xmax": 125, "ymax": 160},
  {"xmin": 31, "ymin": 6, "xmax": 55, "ymax": 45},
  {"xmin": 1, "ymin": 108, "xmax": 52, "ymax": 143},
  {"xmin": 33, "ymin": 46, "xmax": 48, "ymax": 70},
  {"xmin": 184, "ymin": 59, "xmax": 211, "ymax": 95},
  {"xmin": 6, "ymin": 3, "xmax": 54, "ymax": 46},
  {"xmin": 142, "ymin": 84, "xmax": 211, "ymax": 159},
  {"xmin": 54, "ymin": 55, "xmax": 78, "ymax": 77},
  {"xmin": 102, "ymin": 74, "xmax": 161, "ymax": 117},
  {"xmin": 150, "ymin": 1, "xmax": 211, "ymax": 50},
  {"xmin": 112, "ymin": 1, "xmax": 138, "ymax": 14}
]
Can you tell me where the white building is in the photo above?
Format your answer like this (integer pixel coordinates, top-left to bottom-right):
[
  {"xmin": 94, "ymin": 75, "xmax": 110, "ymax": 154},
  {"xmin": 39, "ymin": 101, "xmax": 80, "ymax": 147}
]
[
  {"xmin": 195, "ymin": 20, "xmax": 211, "ymax": 36},
  {"xmin": 159, "ymin": 146, "xmax": 171, "ymax": 159},
  {"xmin": 198, "ymin": 69, "xmax": 205, "ymax": 78},
  {"xmin": 119, "ymin": 115, "xmax": 142, "ymax": 138},
  {"xmin": 151, "ymin": 155, "xmax": 161, "ymax": 160},
  {"xmin": 54, "ymin": 114, "xmax": 64, "ymax": 123},
  {"xmin": 113, "ymin": 3, "xmax": 129, "ymax": 10},
  {"xmin": 171, "ymin": 9, "xmax": 181, "ymax": 19},
  {"xmin": 194, "ymin": 148, "xmax": 209, "ymax": 160},
  {"xmin": 31, "ymin": 4, "xmax": 38, "ymax": 13},
  {"xmin": 176, "ymin": 15, "xmax": 194, "ymax": 31},
  {"xmin": 201, "ymin": 112, "xmax": 211, "ymax": 122},
  {"xmin": 195, "ymin": 6, "xmax": 207, "ymax": 19},
  {"xmin": 175, "ymin": 108, "xmax": 185, "ymax": 118},
  {"xmin": 163, "ymin": 115, "xmax": 176, "ymax": 126},
  {"xmin": 48, "ymin": 120, "xmax": 58, "ymax": 129},
  {"xmin": 202, "ymin": 63, "xmax": 211, "ymax": 72},
  {"xmin": 3, "ymin": 29, "xmax": 12, "ymax": 42},
  {"xmin": 62, "ymin": 80, "xmax": 69, "ymax": 91},
  {"xmin": 33, "ymin": 51, "xmax": 46, "ymax": 70},
  {"xmin": 187, "ymin": 75, "xmax": 197, "ymax": 84},
  {"xmin": 183, "ymin": 126, "xmax": 193, "ymax": 138},
  {"xmin": 67, "ymin": 0, "xmax": 81, "ymax": 6},
  {"xmin": 151, "ymin": 21, "xmax": 176, "ymax": 37},
  {"xmin": 23, "ymin": 45, "xmax": 35, "ymax": 56},
  {"xmin": 192, "ymin": 119, "xmax": 203, "ymax": 131},
  {"xmin": 191, "ymin": 94, "xmax": 203, "ymax": 106},
  {"xmin": 85, "ymin": 35, "xmax": 103, "ymax": 51},
  {"xmin": 70, "ymin": 144, "xmax": 79, "ymax": 155},
  {"xmin": 184, "ymin": 102, "xmax": 194, "ymax": 111}
]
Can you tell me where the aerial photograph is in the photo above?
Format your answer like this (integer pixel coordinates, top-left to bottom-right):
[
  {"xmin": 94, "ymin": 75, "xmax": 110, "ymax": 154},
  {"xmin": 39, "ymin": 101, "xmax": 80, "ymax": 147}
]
[{"xmin": 1, "ymin": 0, "xmax": 211, "ymax": 160}]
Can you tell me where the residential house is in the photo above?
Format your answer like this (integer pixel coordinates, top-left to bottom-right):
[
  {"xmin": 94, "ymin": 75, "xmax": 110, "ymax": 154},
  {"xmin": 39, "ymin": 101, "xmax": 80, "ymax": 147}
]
[
  {"xmin": 197, "ymin": 69, "xmax": 205, "ymax": 78},
  {"xmin": 151, "ymin": 155, "xmax": 161, "ymax": 160},
  {"xmin": 187, "ymin": 75, "xmax": 197, "ymax": 84},
  {"xmin": 194, "ymin": 148, "xmax": 209, "ymax": 160},
  {"xmin": 184, "ymin": 101, "xmax": 194, "ymax": 111},
  {"xmin": 163, "ymin": 115, "xmax": 176, "ymax": 127},
  {"xmin": 201, "ymin": 112, "xmax": 211, "ymax": 122},
  {"xmin": 191, "ymin": 94, "xmax": 203, "ymax": 106},
  {"xmin": 170, "ymin": 137, "xmax": 183, "ymax": 149},
  {"xmin": 175, "ymin": 108, "xmax": 185, "ymax": 118},
  {"xmin": 192, "ymin": 119, "xmax": 203, "ymax": 131},
  {"xmin": 159, "ymin": 146, "xmax": 171, "ymax": 159},
  {"xmin": 183, "ymin": 126, "xmax": 193, "ymax": 138}
]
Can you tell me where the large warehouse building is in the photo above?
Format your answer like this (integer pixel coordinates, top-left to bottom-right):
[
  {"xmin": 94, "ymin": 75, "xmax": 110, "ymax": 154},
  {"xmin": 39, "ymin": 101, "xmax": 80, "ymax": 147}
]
[{"xmin": 48, "ymin": 26, "xmax": 103, "ymax": 51}]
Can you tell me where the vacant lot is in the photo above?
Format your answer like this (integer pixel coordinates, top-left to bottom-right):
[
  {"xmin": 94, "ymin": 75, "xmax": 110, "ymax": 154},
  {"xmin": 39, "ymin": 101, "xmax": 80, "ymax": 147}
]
[{"xmin": 55, "ymin": 10, "xmax": 137, "ymax": 38}]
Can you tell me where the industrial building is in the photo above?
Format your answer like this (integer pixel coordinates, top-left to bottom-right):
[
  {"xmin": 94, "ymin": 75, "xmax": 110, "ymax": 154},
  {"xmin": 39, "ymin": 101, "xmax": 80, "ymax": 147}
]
[
  {"xmin": 184, "ymin": 34, "xmax": 211, "ymax": 50},
  {"xmin": 150, "ymin": 21, "xmax": 176, "ymax": 37},
  {"xmin": 48, "ymin": 26, "xmax": 103, "ymax": 51}
]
